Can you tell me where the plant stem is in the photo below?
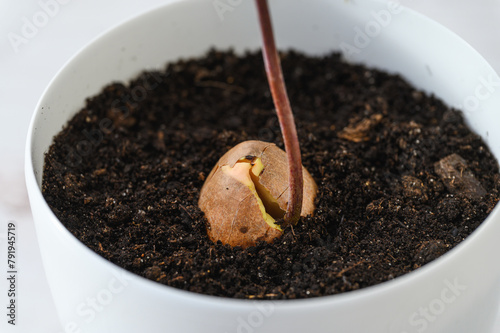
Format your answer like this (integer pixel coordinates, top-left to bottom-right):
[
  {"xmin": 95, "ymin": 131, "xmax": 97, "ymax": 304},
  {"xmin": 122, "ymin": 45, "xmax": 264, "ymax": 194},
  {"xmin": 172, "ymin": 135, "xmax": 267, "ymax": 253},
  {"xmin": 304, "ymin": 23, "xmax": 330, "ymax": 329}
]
[{"xmin": 255, "ymin": 0, "xmax": 303, "ymax": 226}]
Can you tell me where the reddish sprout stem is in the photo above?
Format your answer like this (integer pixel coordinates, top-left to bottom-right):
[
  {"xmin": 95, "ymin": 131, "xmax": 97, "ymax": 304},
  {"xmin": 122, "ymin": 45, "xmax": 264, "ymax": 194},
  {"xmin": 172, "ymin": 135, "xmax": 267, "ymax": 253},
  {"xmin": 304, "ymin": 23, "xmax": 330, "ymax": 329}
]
[{"xmin": 255, "ymin": 0, "xmax": 303, "ymax": 226}]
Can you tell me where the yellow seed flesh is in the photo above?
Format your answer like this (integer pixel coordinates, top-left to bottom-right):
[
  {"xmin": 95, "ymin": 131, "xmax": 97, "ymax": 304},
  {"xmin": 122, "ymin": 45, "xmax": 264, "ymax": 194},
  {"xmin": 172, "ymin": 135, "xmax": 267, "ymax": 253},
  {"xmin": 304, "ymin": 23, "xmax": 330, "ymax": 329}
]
[{"xmin": 221, "ymin": 157, "xmax": 284, "ymax": 231}]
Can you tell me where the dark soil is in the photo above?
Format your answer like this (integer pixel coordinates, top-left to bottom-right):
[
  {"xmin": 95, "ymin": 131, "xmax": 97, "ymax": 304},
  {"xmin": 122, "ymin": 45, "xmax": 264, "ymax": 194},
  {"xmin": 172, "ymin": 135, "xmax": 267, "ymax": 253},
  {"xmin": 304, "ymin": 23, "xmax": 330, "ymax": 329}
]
[{"xmin": 42, "ymin": 50, "xmax": 500, "ymax": 299}]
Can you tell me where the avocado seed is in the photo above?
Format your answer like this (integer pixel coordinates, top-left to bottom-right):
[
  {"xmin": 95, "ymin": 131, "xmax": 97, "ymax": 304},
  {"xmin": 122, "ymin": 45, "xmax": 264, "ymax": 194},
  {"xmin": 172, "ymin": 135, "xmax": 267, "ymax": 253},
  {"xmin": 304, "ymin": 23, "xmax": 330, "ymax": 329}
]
[{"xmin": 198, "ymin": 140, "xmax": 317, "ymax": 248}]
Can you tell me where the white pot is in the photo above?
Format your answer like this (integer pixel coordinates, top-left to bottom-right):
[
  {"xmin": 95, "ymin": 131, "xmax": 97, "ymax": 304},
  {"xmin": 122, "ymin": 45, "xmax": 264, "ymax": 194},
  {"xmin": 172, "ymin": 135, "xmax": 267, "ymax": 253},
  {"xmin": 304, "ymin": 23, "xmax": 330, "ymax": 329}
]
[{"xmin": 25, "ymin": 0, "xmax": 500, "ymax": 332}]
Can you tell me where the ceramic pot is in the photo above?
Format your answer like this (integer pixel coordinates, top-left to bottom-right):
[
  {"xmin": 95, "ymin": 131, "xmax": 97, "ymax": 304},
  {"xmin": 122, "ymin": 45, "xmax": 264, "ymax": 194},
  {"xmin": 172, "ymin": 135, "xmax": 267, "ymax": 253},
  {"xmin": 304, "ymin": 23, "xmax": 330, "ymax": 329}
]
[{"xmin": 26, "ymin": 0, "xmax": 500, "ymax": 332}]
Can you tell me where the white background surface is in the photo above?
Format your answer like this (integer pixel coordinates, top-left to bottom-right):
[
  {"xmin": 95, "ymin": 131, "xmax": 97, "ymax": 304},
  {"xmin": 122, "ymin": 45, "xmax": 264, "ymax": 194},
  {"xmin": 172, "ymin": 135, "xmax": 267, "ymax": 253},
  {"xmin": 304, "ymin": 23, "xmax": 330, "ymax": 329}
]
[{"xmin": 0, "ymin": 0, "xmax": 499, "ymax": 332}]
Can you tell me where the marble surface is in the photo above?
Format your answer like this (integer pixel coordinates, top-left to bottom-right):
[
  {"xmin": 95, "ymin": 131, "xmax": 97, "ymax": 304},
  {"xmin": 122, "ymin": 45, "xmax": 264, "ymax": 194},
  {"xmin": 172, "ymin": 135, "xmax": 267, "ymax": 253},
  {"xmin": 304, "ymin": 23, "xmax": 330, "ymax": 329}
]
[{"xmin": 0, "ymin": 0, "xmax": 499, "ymax": 332}]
